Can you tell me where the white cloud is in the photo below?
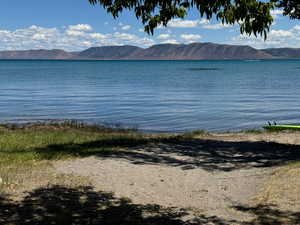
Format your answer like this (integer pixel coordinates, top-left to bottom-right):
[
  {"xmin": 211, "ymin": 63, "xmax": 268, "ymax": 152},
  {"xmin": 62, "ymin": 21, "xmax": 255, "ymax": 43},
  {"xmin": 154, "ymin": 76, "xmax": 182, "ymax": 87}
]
[
  {"xmin": 162, "ymin": 18, "xmax": 232, "ymax": 31},
  {"xmin": 157, "ymin": 34, "xmax": 171, "ymax": 39},
  {"xmin": 113, "ymin": 32, "xmax": 155, "ymax": 46},
  {"xmin": 0, "ymin": 30, "xmax": 10, "ymax": 35},
  {"xmin": 68, "ymin": 24, "xmax": 92, "ymax": 31},
  {"xmin": 202, "ymin": 23, "xmax": 231, "ymax": 30},
  {"xmin": 121, "ymin": 25, "xmax": 131, "ymax": 30},
  {"xmin": 271, "ymin": 9, "xmax": 284, "ymax": 20},
  {"xmin": 134, "ymin": 37, "xmax": 156, "ymax": 46},
  {"xmin": 270, "ymin": 9, "xmax": 284, "ymax": 23},
  {"xmin": 293, "ymin": 25, "xmax": 300, "ymax": 31},
  {"xmin": 114, "ymin": 32, "xmax": 136, "ymax": 40},
  {"xmin": 231, "ymin": 25, "xmax": 300, "ymax": 48},
  {"xmin": 66, "ymin": 30, "xmax": 85, "ymax": 36},
  {"xmin": 0, "ymin": 24, "xmax": 156, "ymax": 51},
  {"xmin": 89, "ymin": 33, "xmax": 108, "ymax": 39},
  {"xmin": 271, "ymin": 9, "xmax": 284, "ymax": 16},
  {"xmin": 167, "ymin": 19, "xmax": 209, "ymax": 28},
  {"xmin": 66, "ymin": 24, "xmax": 93, "ymax": 36},
  {"xmin": 161, "ymin": 39, "xmax": 179, "ymax": 44},
  {"xmin": 32, "ymin": 33, "xmax": 46, "ymax": 40},
  {"xmin": 82, "ymin": 41, "xmax": 92, "ymax": 47},
  {"xmin": 180, "ymin": 34, "xmax": 202, "ymax": 41},
  {"xmin": 269, "ymin": 29, "xmax": 294, "ymax": 38}
]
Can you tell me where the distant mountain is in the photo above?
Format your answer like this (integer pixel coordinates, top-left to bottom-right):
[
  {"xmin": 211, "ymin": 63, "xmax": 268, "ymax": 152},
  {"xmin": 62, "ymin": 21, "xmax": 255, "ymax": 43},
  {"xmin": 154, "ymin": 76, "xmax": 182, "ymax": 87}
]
[
  {"xmin": 75, "ymin": 43, "xmax": 273, "ymax": 60},
  {"xmin": 78, "ymin": 45, "xmax": 142, "ymax": 59},
  {"xmin": 1, "ymin": 43, "xmax": 300, "ymax": 60},
  {"xmin": 0, "ymin": 49, "xmax": 74, "ymax": 59},
  {"xmin": 261, "ymin": 48, "xmax": 300, "ymax": 58},
  {"xmin": 125, "ymin": 43, "xmax": 272, "ymax": 60}
]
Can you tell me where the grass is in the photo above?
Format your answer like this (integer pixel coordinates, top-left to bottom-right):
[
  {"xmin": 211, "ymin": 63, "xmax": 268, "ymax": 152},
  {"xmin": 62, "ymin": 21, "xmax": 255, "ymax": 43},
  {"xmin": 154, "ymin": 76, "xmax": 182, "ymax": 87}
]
[
  {"xmin": 2, "ymin": 121, "xmax": 300, "ymax": 194},
  {"xmin": 182, "ymin": 129, "xmax": 207, "ymax": 138},
  {"xmin": 0, "ymin": 122, "xmax": 159, "ymax": 193},
  {"xmin": 1, "ymin": 122, "xmax": 300, "ymax": 224},
  {"xmin": 256, "ymin": 160, "xmax": 300, "ymax": 209},
  {"xmin": 0, "ymin": 123, "xmax": 211, "ymax": 193},
  {"xmin": 244, "ymin": 128, "xmax": 264, "ymax": 134},
  {"xmin": 287, "ymin": 160, "xmax": 300, "ymax": 167},
  {"xmin": 0, "ymin": 128, "xmax": 146, "ymax": 163}
]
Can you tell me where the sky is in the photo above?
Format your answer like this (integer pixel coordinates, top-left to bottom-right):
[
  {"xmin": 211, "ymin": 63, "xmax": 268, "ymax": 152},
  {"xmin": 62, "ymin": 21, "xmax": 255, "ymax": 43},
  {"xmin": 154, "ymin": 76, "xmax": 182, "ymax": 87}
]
[{"xmin": 0, "ymin": 0, "xmax": 299, "ymax": 51}]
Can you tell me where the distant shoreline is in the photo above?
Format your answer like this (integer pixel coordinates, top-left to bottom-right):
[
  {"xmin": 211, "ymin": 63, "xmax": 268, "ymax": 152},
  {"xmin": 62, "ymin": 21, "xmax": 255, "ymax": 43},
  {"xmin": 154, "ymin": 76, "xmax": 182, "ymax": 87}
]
[
  {"xmin": 1, "ymin": 58, "xmax": 300, "ymax": 61},
  {"xmin": 1, "ymin": 42, "xmax": 300, "ymax": 60}
]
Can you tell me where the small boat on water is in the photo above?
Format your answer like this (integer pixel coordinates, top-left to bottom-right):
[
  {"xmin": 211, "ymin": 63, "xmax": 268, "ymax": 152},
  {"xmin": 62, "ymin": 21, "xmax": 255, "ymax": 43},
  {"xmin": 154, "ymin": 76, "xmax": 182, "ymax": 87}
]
[{"xmin": 264, "ymin": 122, "xmax": 300, "ymax": 131}]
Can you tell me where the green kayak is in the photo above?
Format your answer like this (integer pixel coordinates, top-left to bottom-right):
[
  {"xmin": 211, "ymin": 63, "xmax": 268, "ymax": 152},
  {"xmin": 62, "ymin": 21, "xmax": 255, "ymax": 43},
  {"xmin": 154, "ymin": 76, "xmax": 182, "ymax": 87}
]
[{"xmin": 263, "ymin": 124, "xmax": 300, "ymax": 131}]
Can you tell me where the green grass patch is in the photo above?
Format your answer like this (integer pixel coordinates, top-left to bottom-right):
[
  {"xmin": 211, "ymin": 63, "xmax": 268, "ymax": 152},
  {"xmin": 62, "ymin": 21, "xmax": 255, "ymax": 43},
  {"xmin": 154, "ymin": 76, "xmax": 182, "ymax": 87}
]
[
  {"xmin": 244, "ymin": 129, "xmax": 264, "ymax": 134},
  {"xmin": 182, "ymin": 129, "xmax": 207, "ymax": 138},
  {"xmin": 0, "ymin": 128, "xmax": 149, "ymax": 164},
  {"xmin": 287, "ymin": 160, "xmax": 300, "ymax": 167},
  {"xmin": 0, "ymin": 123, "xmax": 154, "ymax": 193},
  {"xmin": 0, "ymin": 121, "xmax": 199, "ymax": 193}
]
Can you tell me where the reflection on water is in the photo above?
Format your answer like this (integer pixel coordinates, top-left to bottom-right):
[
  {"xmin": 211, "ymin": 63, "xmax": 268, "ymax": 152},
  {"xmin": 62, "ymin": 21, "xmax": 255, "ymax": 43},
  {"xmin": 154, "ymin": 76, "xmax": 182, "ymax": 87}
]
[{"xmin": 0, "ymin": 59, "xmax": 300, "ymax": 132}]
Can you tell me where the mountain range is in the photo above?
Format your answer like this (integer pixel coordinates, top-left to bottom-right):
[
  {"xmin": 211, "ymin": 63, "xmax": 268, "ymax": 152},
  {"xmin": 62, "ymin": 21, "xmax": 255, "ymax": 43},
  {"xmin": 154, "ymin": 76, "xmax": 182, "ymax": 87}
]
[{"xmin": 0, "ymin": 43, "xmax": 300, "ymax": 60}]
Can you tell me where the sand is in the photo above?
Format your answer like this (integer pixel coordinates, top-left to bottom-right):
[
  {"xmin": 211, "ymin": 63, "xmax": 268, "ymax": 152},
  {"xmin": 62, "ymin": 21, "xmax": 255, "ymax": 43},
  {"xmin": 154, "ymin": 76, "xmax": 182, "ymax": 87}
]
[
  {"xmin": 55, "ymin": 157, "xmax": 273, "ymax": 221},
  {"xmin": 53, "ymin": 131, "xmax": 300, "ymax": 222}
]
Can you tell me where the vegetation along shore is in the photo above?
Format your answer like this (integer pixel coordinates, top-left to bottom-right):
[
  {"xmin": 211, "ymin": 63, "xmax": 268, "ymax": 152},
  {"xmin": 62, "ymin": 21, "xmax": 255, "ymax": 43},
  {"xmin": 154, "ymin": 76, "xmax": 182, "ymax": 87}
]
[{"xmin": 0, "ymin": 121, "xmax": 300, "ymax": 224}]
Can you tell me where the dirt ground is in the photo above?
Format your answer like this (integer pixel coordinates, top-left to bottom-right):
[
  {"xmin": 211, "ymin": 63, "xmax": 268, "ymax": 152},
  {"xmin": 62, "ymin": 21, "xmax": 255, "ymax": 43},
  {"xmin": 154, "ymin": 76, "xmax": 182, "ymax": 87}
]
[
  {"xmin": 52, "ymin": 131, "xmax": 300, "ymax": 224},
  {"xmin": 1, "ymin": 131, "xmax": 300, "ymax": 224}
]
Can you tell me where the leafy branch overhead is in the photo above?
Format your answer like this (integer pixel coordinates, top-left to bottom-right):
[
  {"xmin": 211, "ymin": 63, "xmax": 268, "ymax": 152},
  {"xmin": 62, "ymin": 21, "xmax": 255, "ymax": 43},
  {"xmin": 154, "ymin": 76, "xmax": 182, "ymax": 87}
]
[{"xmin": 88, "ymin": 0, "xmax": 300, "ymax": 39}]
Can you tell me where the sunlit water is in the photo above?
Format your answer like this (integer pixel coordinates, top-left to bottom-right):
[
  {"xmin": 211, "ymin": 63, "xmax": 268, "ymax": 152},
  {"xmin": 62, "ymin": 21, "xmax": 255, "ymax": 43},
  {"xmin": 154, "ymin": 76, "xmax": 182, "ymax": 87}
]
[{"xmin": 0, "ymin": 59, "xmax": 300, "ymax": 132}]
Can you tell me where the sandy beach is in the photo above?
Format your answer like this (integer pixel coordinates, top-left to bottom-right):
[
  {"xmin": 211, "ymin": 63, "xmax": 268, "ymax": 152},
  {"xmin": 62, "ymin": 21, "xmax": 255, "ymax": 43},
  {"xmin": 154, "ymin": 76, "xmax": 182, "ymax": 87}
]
[{"xmin": 52, "ymin": 131, "xmax": 300, "ymax": 223}]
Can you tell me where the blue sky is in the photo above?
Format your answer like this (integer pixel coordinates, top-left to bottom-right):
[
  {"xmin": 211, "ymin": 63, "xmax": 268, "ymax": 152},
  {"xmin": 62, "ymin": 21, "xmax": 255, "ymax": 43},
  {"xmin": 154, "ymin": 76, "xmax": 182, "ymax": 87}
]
[{"xmin": 0, "ymin": 0, "xmax": 299, "ymax": 51}]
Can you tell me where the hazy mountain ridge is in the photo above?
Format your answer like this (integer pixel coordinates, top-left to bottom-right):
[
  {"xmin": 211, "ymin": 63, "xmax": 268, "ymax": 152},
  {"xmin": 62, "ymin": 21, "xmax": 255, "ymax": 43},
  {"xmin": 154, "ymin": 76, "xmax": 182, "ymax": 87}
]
[
  {"xmin": 78, "ymin": 45, "xmax": 142, "ymax": 59},
  {"xmin": 0, "ymin": 43, "xmax": 299, "ymax": 60},
  {"xmin": 261, "ymin": 48, "xmax": 300, "ymax": 58},
  {"xmin": 127, "ymin": 43, "xmax": 272, "ymax": 60},
  {"xmin": 0, "ymin": 49, "xmax": 74, "ymax": 59}
]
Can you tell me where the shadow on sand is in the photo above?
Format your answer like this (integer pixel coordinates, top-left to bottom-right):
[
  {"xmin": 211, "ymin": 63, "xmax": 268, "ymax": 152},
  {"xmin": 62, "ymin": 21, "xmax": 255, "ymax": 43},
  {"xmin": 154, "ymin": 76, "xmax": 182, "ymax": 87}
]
[
  {"xmin": 1, "ymin": 185, "xmax": 300, "ymax": 225},
  {"xmin": 30, "ymin": 136, "xmax": 300, "ymax": 171}
]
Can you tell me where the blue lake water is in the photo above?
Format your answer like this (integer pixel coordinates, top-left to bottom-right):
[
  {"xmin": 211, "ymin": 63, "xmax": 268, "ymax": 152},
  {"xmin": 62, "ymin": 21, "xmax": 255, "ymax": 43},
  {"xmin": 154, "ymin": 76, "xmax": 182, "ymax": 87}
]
[{"xmin": 0, "ymin": 59, "xmax": 300, "ymax": 132}]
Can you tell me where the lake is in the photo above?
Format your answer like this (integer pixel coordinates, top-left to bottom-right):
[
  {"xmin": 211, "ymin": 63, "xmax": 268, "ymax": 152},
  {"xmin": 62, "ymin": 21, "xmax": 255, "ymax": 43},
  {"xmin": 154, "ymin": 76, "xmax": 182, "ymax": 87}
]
[{"xmin": 0, "ymin": 59, "xmax": 299, "ymax": 132}]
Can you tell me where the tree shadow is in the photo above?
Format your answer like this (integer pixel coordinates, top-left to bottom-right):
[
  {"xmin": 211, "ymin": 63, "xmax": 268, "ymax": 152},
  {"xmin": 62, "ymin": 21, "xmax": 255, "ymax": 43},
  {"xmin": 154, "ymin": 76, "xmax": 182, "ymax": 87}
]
[
  {"xmin": 232, "ymin": 204, "xmax": 300, "ymax": 225},
  {"xmin": 31, "ymin": 136, "xmax": 300, "ymax": 171},
  {"xmin": 0, "ymin": 185, "xmax": 217, "ymax": 225},
  {"xmin": 0, "ymin": 185, "xmax": 299, "ymax": 225}
]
